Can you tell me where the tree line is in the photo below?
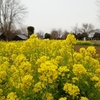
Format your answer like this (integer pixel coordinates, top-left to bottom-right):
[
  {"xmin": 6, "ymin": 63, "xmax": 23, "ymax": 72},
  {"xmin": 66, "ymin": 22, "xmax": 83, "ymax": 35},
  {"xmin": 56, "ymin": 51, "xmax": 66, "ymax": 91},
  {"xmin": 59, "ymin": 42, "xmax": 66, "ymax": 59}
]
[
  {"xmin": 0, "ymin": 0, "xmax": 100, "ymax": 41},
  {"xmin": 36, "ymin": 23, "xmax": 100, "ymax": 40}
]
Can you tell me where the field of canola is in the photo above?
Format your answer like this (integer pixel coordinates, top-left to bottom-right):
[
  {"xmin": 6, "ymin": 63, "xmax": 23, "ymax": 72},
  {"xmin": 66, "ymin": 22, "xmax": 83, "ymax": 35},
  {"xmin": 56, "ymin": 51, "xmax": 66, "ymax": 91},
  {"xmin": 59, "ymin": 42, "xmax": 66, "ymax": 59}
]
[{"xmin": 0, "ymin": 34, "xmax": 100, "ymax": 100}]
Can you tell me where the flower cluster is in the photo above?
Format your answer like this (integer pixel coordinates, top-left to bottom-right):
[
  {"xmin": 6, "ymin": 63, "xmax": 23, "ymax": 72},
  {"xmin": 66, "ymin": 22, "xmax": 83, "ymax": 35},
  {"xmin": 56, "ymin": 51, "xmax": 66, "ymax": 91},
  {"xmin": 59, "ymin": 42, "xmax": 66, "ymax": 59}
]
[
  {"xmin": 0, "ymin": 34, "xmax": 100, "ymax": 99},
  {"xmin": 63, "ymin": 83, "xmax": 80, "ymax": 97}
]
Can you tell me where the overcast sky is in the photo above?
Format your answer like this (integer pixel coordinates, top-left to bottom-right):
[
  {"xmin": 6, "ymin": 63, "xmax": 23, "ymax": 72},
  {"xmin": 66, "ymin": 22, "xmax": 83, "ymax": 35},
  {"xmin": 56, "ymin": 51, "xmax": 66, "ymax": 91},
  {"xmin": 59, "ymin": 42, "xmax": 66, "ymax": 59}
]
[{"xmin": 21, "ymin": 0, "xmax": 99, "ymax": 33}]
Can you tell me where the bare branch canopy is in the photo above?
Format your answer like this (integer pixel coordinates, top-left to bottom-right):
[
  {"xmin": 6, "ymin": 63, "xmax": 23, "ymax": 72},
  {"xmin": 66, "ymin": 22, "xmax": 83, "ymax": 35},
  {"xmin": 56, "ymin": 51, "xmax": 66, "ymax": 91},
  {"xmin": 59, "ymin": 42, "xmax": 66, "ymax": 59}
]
[{"xmin": 0, "ymin": 0, "xmax": 27, "ymax": 40}]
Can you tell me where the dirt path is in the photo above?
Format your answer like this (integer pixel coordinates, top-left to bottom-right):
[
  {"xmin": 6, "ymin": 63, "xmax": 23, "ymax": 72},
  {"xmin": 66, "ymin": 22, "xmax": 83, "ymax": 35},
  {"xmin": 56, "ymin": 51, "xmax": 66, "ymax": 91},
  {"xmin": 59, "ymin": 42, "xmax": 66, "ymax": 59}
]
[{"xmin": 74, "ymin": 45, "xmax": 100, "ymax": 55}]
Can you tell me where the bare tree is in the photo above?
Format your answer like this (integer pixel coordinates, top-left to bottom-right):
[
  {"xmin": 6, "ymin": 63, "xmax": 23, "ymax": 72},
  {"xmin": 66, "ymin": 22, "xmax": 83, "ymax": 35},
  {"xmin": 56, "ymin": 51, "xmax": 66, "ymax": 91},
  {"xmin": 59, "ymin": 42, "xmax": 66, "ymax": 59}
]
[
  {"xmin": 96, "ymin": 0, "xmax": 100, "ymax": 22},
  {"xmin": 36, "ymin": 31, "xmax": 44, "ymax": 39},
  {"xmin": 71, "ymin": 23, "xmax": 78, "ymax": 35},
  {"xmin": 61, "ymin": 30, "xmax": 69, "ymax": 39},
  {"xmin": 50, "ymin": 29, "xmax": 59, "ymax": 39},
  {"xmin": 93, "ymin": 32, "xmax": 100, "ymax": 40},
  {"xmin": 0, "ymin": 0, "xmax": 27, "ymax": 40},
  {"xmin": 57, "ymin": 28, "xmax": 62, "ymax": 38},
  {"xmin": 78, "ymin": 23, "xmax": 95, "ymax": 35}
]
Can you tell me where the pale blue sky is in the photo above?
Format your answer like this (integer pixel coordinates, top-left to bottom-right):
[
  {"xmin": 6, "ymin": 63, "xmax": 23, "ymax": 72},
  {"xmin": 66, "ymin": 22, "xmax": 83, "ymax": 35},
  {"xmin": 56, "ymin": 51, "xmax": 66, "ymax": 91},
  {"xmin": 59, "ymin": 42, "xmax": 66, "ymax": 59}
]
[{"xmin": 21, "ymin": 0, "xmax": 99, "ymax": 33}]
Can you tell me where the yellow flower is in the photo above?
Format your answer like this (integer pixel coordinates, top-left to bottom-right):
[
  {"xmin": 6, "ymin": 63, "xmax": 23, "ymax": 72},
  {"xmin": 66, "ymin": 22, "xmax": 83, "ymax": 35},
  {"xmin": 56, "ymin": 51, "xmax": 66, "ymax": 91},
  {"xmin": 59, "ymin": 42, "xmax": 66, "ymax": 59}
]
[
  {"xmin": 87, "ymin": 46, "xmax": 96, "ymax": 55},
  {"xmin": 58, "ymin": 66, "xmax": 69, "ymax": 73},
  {"xmin": 91, "ymin": 76, "xmax": 99, "ymax": 82},
  {"xmin": 6, "ymin": 43, "xmax": 17, "ymax": 55},
  {"xmin": 36, "ymin": 56, "xmax": 49, "ymax": 65},
  {"xmin": 0, "ymin": 61, "xmax": 9, "ymax": 71},
  {"xmin": 29, "ymin": 34, "xmax": 38, "ymax": 39},
  {"xmin": 7, "ymin": 92, "xmax": 19, "ymax": 100},
  {"xmin": 39, "ymin": 75, "xmax": 47, "ymax": 82},
  {"xmin": 59, "ymin": 97, "xmax": 67, "ymax": 100},
  {"xmin": 11, "ymin": 54, "xmax": 17, "ymax": 61},
  {"xmin": 22, "ymin": 75, "xmax": 33, "ymax": 89},
  {"xmin": 79, "ymin": 48, "xmax": 86, "ymax": 55},
  {"xmin": 0, "ymin": 96, "xmax": 5, "ymax": 100},
  {"xmin": 63, "ymin": 83, "xmax": 80, "ymax": 96},
  {"xmin": 66, "ymin": 34, "xmax": 76, "ymax": 45},
  {"xmin": 73, "ymin": 64, "xmax": 86, "ymax": 76},
  {"xmin": 95, "ymin": 68, "xmax": 100, "ymax": 76},
  {"xmin": 0, "ymin": 71, "xmax": 7, "ymax": 82},
  {"xmin": 0, "ymin": 89, "xmax": 3, "ymax": 96},
  {"xmin": 38, "ymin": 61, "xmax": 58, "ymax": 83},
  {"xmin": 42, "ymin": 92, "xmax": 54, "ymax": 100},
  {"xmin": 94, "ymin": 81, "xmax": 100, "ymax": 91},
  {"xmin": 10, "ymin": 65, "xmax": 17, "ymax": 73},
  {"xmin": 72, "ymin": 77, "xmax": 79, "ymax": 83},
  {"xmin": 55, "ymin": 56, "xmax": 63, "ymax": 63},
  {"xmin": 19, "ymin": 61, "xmax": 32, "ymax": 74},
  {"xmin": 89, "ymin": 58, "xmax": 99, "ymax": 68},
  {"xmin": 14, "ymin": 54, "xmax": 27, "ymax": 66},
  {"xmin": 33, "ymin": 82, "xmax": 45, "ymax": 93},
  {"xmin": 58, "ymin": 66, "xmax": 69, "ymax": 76},
  {"xmin": 80, "ymin": 96, "xmax": 89, "ymax": 100},
  {"xmin": 73, "ymin": 52, "xmax": 82, "ymax": 62}
]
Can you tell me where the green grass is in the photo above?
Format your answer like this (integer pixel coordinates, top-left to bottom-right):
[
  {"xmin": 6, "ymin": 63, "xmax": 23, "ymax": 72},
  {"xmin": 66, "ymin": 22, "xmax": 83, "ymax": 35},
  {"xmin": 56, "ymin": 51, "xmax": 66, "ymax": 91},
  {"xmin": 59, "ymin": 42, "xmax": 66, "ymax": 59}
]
[
  {"xmin": 76, "ymin": 40, "xmax": 100, "ymax": 46},
  {"xmin": 91, "ymin": 40, "xmax": 100, "ymax": 46},
  {"xmin": 76, "ymin": 40, "xmax": 92, "ymax": 45}
]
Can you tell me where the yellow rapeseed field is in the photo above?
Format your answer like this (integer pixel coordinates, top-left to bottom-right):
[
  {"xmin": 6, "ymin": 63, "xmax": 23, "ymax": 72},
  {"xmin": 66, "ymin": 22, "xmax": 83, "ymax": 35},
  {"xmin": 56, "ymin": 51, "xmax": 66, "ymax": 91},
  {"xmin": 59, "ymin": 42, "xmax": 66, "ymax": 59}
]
[{"xmin": 0, "ymin": 34, "xmax": 100, "ymax": 100}]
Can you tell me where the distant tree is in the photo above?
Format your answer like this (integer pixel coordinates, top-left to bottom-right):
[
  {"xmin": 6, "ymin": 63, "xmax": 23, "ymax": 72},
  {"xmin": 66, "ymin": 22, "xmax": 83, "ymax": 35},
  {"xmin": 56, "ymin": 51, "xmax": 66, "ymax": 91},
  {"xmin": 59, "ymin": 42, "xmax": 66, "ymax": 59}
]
[
  {"xmin": 75, "ymin": 32, "xmax": 88, "ymax": 40},
  {"xmin": 75, "ymin": 33, "xmax": 83, "ymax": 40},
  {"xmin": 61, "ymin": 30, "xmax": 69, "ymax": 39},
  {"xmin": 0, "ymin": 0, "xmax": 27, "ymax": 40},
  {"xmin": 93, "ymin": 32, "xmax": 100, "ymax": 40},
  {"xmin": 78, "ymin": 23, "xmax": 95, "ymax": 35},
  {"xmin": 50, "ymin": 29, "xmax": 58, "ymax": 39},
  {"xmin": 57, "ymin": 28, "xmax": 63, "ymax": 38},
  {"xmin": 36, "ymin": 31, "xmax": 44, "ymax": 39},
  {"xmin": 71, "ymin": 23, "xmax": 78, "ymax": 35},
  {"xmin": 96, "ymin": 0, "xmax": 100, "ymax": 22},
  {"xmin": 6, "ymin": 29, "xmax": 21, "ymax": 40},
  {"xmin": 44, "ymin": 33, "xmax": 51, "ymax": 39},
  {"xmin": 82, "ymin": 32, "xmax": 88, "ymax": 39}
]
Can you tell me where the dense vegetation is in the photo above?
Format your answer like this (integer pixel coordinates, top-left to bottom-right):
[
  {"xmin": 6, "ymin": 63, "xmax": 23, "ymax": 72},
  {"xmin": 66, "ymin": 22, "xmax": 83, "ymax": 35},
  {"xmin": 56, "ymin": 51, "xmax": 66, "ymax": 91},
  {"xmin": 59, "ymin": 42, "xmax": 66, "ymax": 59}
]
[{"xmin": 0, "ymin": 34, "xmax": 100, "ymax": 100}]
